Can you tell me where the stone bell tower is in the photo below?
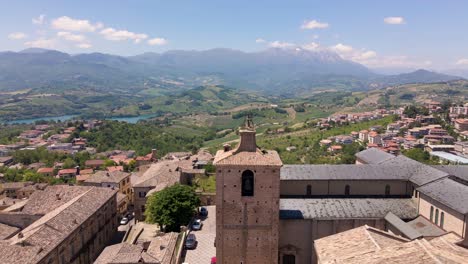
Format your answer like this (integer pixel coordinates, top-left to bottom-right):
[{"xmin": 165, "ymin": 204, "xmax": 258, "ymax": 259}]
[{"xmin": 214, "ymin": 115, "xmax": 283, "ymax": 264}]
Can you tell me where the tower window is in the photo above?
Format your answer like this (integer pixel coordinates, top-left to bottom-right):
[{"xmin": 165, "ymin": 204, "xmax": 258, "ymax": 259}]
[
  {"xmin": 241, "ymin": 170, "xmax": 254, "ymax": 196},
  {"xmin": 435, "ymin": 209, "xmax": 439, "ymax": 225},
  {"xmin": 345, "ymin": 185, "xmax": 350, "ymax": 196},
  {"xmin": 306, "ymin": 185, "xmax": 312, "ymax": 196}
]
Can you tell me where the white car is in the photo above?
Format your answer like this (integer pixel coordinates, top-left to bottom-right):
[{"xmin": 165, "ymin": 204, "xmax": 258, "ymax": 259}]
[
  {"xmin": 192, "ymin": 219, "xmax": 202, "ymax": 230},
  {"xmin": 120, "ymin": 217, "xmax": 129, "ymax": 225}
]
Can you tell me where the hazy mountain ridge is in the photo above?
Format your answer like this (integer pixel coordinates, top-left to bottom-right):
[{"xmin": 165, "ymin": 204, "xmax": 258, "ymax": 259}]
[{"xmin": 0, "ymin": 48, "xmax": 463, "ymax": 94}]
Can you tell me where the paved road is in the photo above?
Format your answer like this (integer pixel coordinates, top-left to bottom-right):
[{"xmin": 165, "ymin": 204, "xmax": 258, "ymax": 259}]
[{"xmin": 183, "ymin": 205, "xmax": 216, "ymax": 264}]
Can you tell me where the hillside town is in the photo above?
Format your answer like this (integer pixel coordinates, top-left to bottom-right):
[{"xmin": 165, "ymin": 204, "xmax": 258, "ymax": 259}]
[{"xmin": 0, "ymin": 103, "xmax": 467, "ymax": 263}]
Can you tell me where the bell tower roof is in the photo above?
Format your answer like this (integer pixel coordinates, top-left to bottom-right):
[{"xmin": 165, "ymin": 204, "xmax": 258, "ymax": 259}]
[{"xmin": 213, "ymin": 115, "xmax": 283, "ymax": 166}]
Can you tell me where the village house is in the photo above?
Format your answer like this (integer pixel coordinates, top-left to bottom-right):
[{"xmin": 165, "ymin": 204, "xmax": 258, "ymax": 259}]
[
  {"xmin": 0, "ymin": 185, "xmax": 117, "ymax": 264},
  {"xmin": 57, "ymin": 167, "xmax": 78, "ymax": 179},
  {"xmin": 368, "ymin": 131, "xmax": 382, "ymax": 145},
  {"xmin": 450, "ymin": 104, "xmax": 468, "ymax": 116},
  {"xmin": 83, "ymin": 171, "xmax": 132, "ymax": 216},
  {"xmin": 1, "ymin": 181, "xmax": 33, "ymax": 198},
  {"xmin": 358, "ymin": 130, "xmax": 369, "ymax": 142},
  {"xmin": 37, "ymin": 167, "xmax": 54, "ymax": 177},
  {"xmin": 454, "ymin": 118, "xmax": 468, "ymax": 132},
  {"xmin": 95, "ymin": 224, "xmax": 178, "ymax": 264},
  {"xmin": 85, "ymin": 159, "xmax": 105, "ymax": 169}
]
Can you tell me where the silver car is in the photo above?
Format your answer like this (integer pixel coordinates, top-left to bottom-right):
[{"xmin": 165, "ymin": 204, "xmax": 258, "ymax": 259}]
[{"xmin": 192, "ymin": 219, "xmax": 202, "ymax": 230}]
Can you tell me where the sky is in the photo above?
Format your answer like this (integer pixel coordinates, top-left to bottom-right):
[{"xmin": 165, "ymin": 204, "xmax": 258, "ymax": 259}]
[{"xmin": 1, "ymin": 0, "xmax": 468, "ymax": 71}]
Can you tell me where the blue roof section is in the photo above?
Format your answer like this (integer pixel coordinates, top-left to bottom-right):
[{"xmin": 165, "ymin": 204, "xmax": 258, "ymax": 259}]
[{"xmin": 429, "ymin": 151, "xmax": 468, "ymax": 164}]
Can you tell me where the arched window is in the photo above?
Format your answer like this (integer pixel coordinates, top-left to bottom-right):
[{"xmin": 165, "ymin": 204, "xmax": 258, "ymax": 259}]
[
  {"xmin": 430, "ymin": 206, "xmax": 434, "ymax": 221},
  {"xmin": 440, "ymin": 212, "xmax": 445, "ymax": 228},
  {"xmin": 241, "ymin": 170, "xmax": 254, "ymax": 196},
  {"xmin": 283, "ymin": 254, "xmax": 296, "ymax": 264},
  {"xmin": 306, "ymin": 185, "xmax": 312, "ymax": 196},
  {"xmin": 435, "ymin": 209, "xmax": 439, "ymax": 225},
  {"xmin": 385, "ymin": 185, "xmax": 391, "ymax": 196},
  {"xmin": 345, "ymin": 185, "xmax": 350, "ymax": 196}
]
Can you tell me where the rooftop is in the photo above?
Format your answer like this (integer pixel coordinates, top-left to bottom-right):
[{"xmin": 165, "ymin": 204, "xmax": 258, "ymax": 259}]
[
  {"xmin": 429, "ymin": 151, "xmax": 468, "ymax": 164},
  {"xmin": 417, "ymin": 177, "xmax": 468, "ymax": 214},
  {"xmin": 94, "ymin": 232, "xmax": 178, "ymax": 264},
  {"xmin": 84, "ymin": 170, "xmax": 130, "ymax": 184},
  {"xmin": 314, "ymin": 225, "xmax": 468, "ymax": 264},
  {"xmin": 133, "ymin": 160, "xmax": 182, "ymax": 188},
  {"xmin": 279, "ymin": 198, "xmax": 418, "ymax": 220},
  {"xmin": 355, "ymin": 148, "xmax": 395, "ymax": 164},
  {"xmin": 214, "ymin": 148, "xmax": 283, "ymax": 166},
  {"xmin": 0, "ymin": 223, "xmax": 19, "ymax": 240}
]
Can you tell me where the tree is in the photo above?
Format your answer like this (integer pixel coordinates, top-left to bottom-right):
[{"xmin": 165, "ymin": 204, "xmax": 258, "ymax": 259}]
[{"xmin": 145, "ymin": 184, "xmax": 200, "ymax": 232}]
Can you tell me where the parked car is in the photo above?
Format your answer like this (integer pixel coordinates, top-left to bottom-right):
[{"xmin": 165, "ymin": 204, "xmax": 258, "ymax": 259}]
[
  {"xmin": 192, "ymin": 219, "xmax": 203, "ymax": 230},
  {"xmin": 211, "ymin": 256, "xmax": 217, "ymax": 264},
  {"xmin": 185, "ymin": 234, "xmax": 197, "ymax": 249},
  {"xmin": 126, "ymin": 213, "xmax": 134, "ymax": 220},
  {"xmin": 120, "ymin": 217, "xmax": 129, "ymax": 225},
  {"xmin": 200, "ymin": 207, "xmax": 208, "ymax": 216}
]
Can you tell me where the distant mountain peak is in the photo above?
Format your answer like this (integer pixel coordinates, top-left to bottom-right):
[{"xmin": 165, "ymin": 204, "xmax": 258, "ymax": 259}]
[{"xmin": 19, "ymin": 48, "xmax": 54, "ymax": 54}]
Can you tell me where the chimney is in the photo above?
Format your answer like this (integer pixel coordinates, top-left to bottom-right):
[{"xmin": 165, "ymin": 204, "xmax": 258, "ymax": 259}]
[
  {"xmin": 223, "ymin": 144, "xmax": 231, "ymax": 152},
  {"xmin": 75, "ymin": 166, "xmax": 80, "ymax": 175},
  {"xmin": 151, "ymin": 149, "xmax": 157, "ymax": 160},
  {"xmin": 235, "ymin": 113, "xmax": 257, "ymax": 153}
]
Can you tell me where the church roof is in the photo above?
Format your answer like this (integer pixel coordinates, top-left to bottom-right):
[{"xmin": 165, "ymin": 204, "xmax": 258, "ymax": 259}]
[
  {"xmin": 355, "ymin": 148, "xmax": 395, "ymax": 164},
  {"xmin": 279, "ymin": 198, "xmax": 418, "ymax": 220},
  {"xmin": 281, "ymin": 164, "xmax": 412, "ymax": 181}
]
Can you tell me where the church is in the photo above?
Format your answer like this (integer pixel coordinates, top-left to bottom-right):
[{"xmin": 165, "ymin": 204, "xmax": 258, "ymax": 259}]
[{"xmin": 213, "ymin": 116, "xmax": 468, "ymax": 264}]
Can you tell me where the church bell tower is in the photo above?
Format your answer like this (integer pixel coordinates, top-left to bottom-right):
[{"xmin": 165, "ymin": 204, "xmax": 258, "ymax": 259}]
[{"xmin": 214, "ymin": 115, "xmax": 283, "ymax": 264}]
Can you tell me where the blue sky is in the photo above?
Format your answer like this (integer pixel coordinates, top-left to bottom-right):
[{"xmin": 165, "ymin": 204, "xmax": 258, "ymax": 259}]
[{"xmin": 1, "ymin": 0, "xmax": 468, "ymax": 70}]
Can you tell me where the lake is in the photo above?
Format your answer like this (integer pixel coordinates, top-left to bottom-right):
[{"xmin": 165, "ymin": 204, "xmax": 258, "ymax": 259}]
[
  {"xmin": 2, "ymin": 113, "xmax": 160, "ymax": 125},
  {"xmin": 3, "ymin": 115, "xmax": 79, "ymax": 125}
]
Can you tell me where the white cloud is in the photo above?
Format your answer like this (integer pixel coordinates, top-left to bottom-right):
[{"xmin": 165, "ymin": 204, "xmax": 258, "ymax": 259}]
[
  {"xmin": 32, "ymin": 14, "xmax": 46, "ymax": 25},
  {"xmin": 8, "ymin": 32, "xmax": 27, "ymax": 40},
  {"xmin": 456, "ymin": 59, "xmax": 468, "ymax": 65},
  {"xmin": 302, "ymin": 42, "xmax": 320, "ymax": 51},
  {"xmin": 330, "ymin": 43, "xmax": 354, "ymax": 53},
  {"xmin": 330, "ymin": 43, "xmax": 378, "ymax": 64},
  {"xmin": 269, "ymin": 40, "xmax": 295, "ymax": 48},
  {"xmin": 312, "ymin": 34, "xmax": 319, "ymax": 39},
  {"xmin": 52, "ymin": 16, "xmax": 102, "ymax": 32},
  {"xmin": 384, "ymin": 16, "xmax": 405, "ymax": 25},
  {"xmin": 255, "ymin": 38, "xmax": 266, "ymax": 43},
  {"xmin": 301, "ymin": 19, "xmax": 329, "ymax": 30},
  {"xmin": 147, "ymin": 37, "xmax": 168, "ymax": 46},
  {"xmin": 76, "ymin": 43, "xmax": 92, "ymax": 49},
  {"xmin": 100, "ymin": 27, "xmax": 148, "ymax": 43},
  {"xmin": 24, "ymin": 38, "xmax": 56, "ymax": 49},
  {"xmin": 57, "ymin": 31, "xmax": 86, "ymax": 42}
]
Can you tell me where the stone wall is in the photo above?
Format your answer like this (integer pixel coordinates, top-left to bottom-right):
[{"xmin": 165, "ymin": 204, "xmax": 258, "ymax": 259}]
[
  {"xmin": 281, "ymin": 180, "xmax": 411, "ymax": 197},
  {"xmin": 279, "ymin": 218, "xmax": 385, "ymax": 264},
  {"xmin": 419, "ymin": 193, "xmax": 466, "ymax": 237}
]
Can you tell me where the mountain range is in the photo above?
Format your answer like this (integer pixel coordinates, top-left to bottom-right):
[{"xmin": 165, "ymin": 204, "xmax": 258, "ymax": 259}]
[{"xmin": 0, "ymin": 48, "xmax": 462, "ymax": 95}]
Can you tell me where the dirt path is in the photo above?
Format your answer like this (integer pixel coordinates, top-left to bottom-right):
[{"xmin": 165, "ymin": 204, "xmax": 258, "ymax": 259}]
[{"xmin": 285, "ymin": 107, "xmax": 296, "ymax": 120}]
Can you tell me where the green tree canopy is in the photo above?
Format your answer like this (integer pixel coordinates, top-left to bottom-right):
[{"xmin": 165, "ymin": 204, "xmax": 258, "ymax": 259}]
[{"xmin": 145, "ymin": 184, "xmax": 200, "ymax": 232}]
